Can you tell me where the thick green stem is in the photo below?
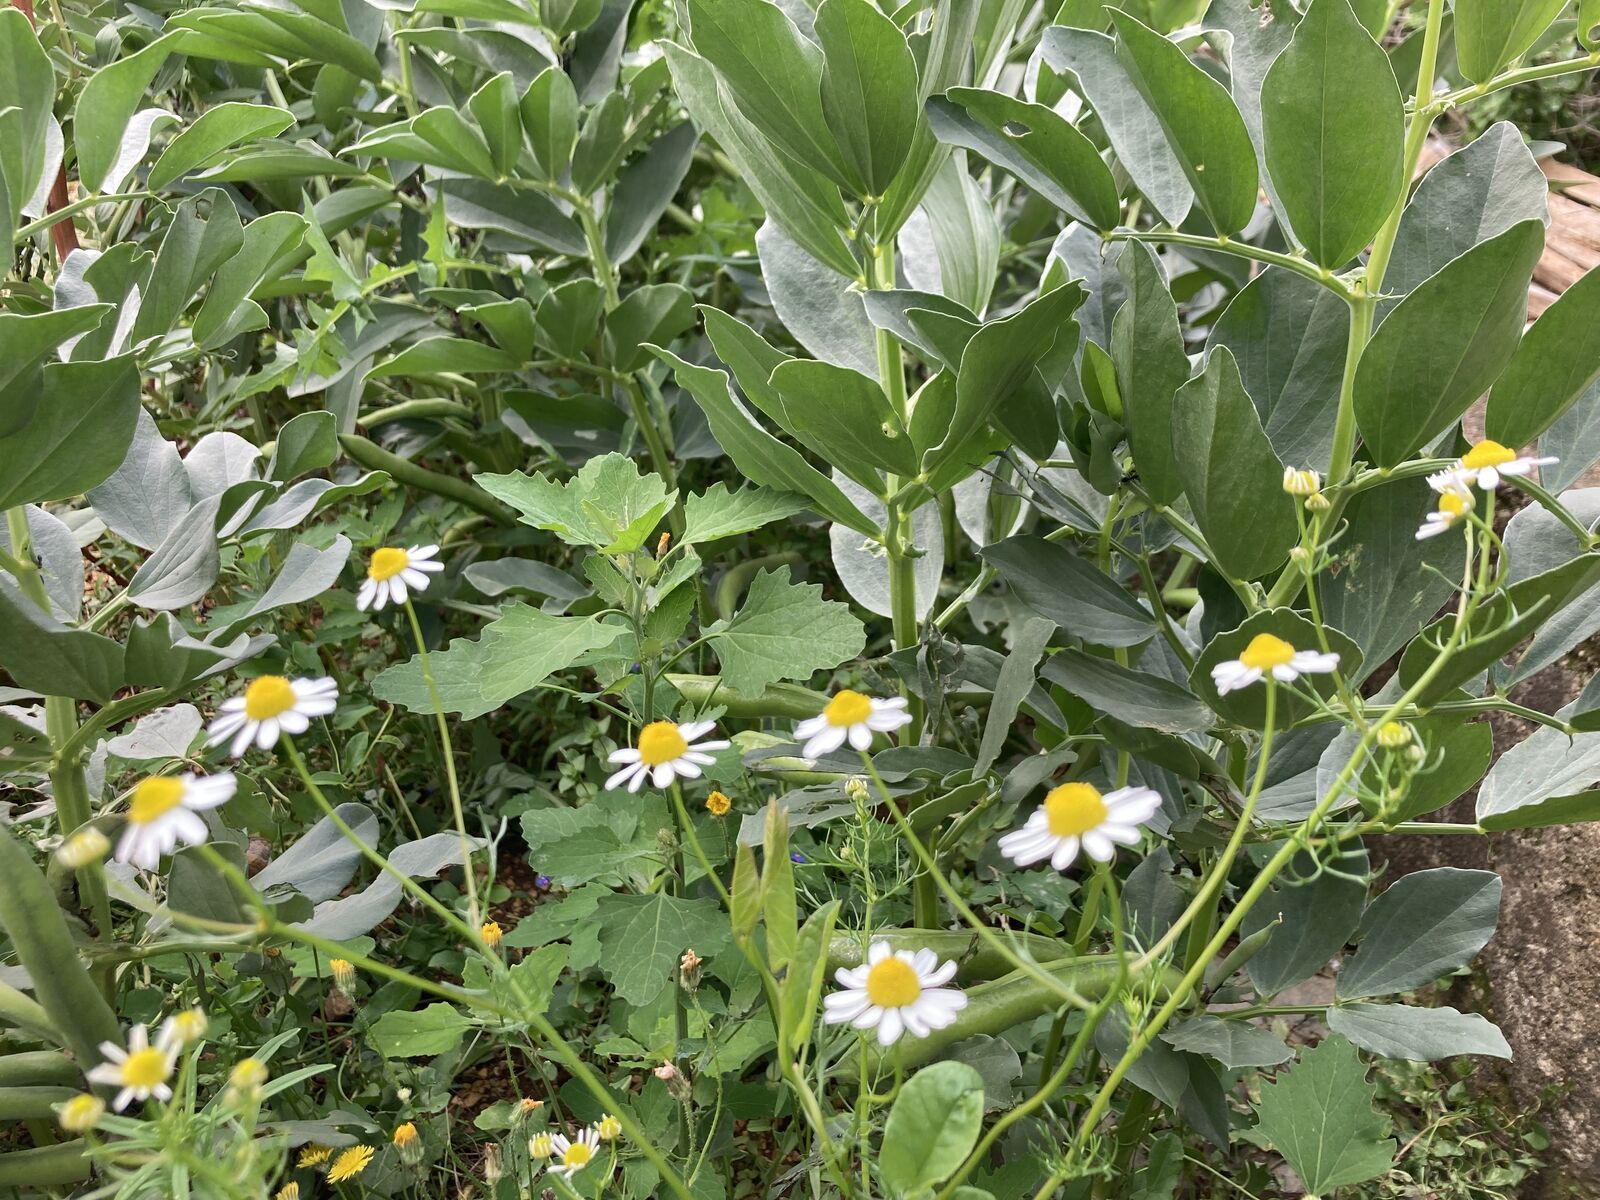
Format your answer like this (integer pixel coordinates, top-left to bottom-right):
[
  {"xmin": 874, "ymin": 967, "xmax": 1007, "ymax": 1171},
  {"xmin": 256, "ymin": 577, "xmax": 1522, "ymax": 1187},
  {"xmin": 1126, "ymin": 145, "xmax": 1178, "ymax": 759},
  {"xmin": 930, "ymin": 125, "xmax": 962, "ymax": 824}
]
[{"xmin": 1104, "ymin": 228, "xmax": 1349, "ymax": 296}]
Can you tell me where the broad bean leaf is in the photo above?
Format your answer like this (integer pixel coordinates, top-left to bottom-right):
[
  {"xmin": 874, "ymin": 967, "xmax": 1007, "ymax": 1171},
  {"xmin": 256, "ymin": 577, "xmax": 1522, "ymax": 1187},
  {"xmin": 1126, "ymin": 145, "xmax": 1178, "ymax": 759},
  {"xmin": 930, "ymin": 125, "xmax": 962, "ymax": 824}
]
[
  {"xmin": 1485, "ymin": 252, "xmax": 1600, "ymax": 447},
  {"xmin": 1191, "ymin": 609, "xmax": 1362, "ymax": 729},
  {"xmin": 1327, "ymin": 1003, "xmax": 1511, "ymax": 1061},
  {"xmin": 1171, "ymin": 348, "xmax": 1297, "ymax": 580},
  {"xmin": 0, "ymin": 355, "xmax": 142, "ymax": 509},
  {"xmin": 1112, "ymin": 242, "xmax": 1188, "ymax": 503},
  {"xmin": 0, "ymin": 306, "xmax": 112, "ymax": 437},
  {"xmin": 815, "ymin": 0, "xmax": 919, "ymax": 197},
  {"xmin": 1476, "ymin": 707, "xmax": 1600, "ymax": 831},
  {"xmin": 1251, "ymin": 1036, "xmax": 1396, "ymax": 1193},
  {"xmin": 982, "ymin": 535, "xmax": 1154, "ymax": 648},
  {"xmin": 1041, "ymin": 649, "xmax": 1212, "ymax": 733},
  {"xmin": 1161, "ymin": 1015, "xmax": 1291, "ymax": 1068},
  {"xmin": 1244, "ymin": 848, "xmax": 1369, "ymax": 997},
  {"xmin": 1354, "ymin": 219, "xmax": 1544, "ymax": 465},
  {"xmin": 1337, "ymin": 868, "xmax": 1501, "ymax": 1000},
  {"xmin": 768, "ymin": 359, "xmax": 917, "ymax": 483},
  {"xmin": 877, "ymin": 1062, "xmax": 986, "ymax": 1198},
  {"xmin": 148, "ymin": 103, "xmax": 296, "ymax": 190},
  {"xmin": 1261, "ymin": 0, "xmax": 1404, "ymax": 268},
  {"xmin": 1454, "ymin": 0, "xmax": 1567, "ymax": 84},
  {"xmin": 0, "ymin": 579, "xmax": 125, "ymax": 704},
  {"xmin": 1105, "ymin": 10, "xmax": 1259, "ymax": 235}
]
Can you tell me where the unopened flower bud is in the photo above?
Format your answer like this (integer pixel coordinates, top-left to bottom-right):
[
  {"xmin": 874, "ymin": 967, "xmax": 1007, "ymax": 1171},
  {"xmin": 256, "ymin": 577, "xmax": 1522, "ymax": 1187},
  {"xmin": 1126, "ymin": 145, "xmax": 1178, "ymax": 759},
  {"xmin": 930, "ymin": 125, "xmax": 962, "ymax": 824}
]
[
  {"xmin": 657, "ymin": 532, "xmax": 671, "ymax": 557},
  {"xmin": 479, "ymin": 920, "xmax": 503, "ymax": 950},
  {"xmin": 656, "ymin": 1060, "xmax": 692, "ymax": 1100},
  {"xmin": 1406, "ymin": 743, "xmax": 1427, "ymax": 765},
  {"xmin": 1377, "ymin": 720, "xmax": 1412, "ymax": 749},
  {"xmin": 230, "ymin": 1058, "xmax": 268, "ymax": 1093},
  {"xmin": 596, "ymin": 1113, "xmax": 622, "ymax": 1142},
  {"xmin": 397, "ymin": 1087, "xmax": 412, "ymax": 1102},
  {"xmin": 57, "ymin": 1093, "xmax": 104, "ymax": 1134},
  {"xmin": 393, "ymin": 1121, "xmax": 422, "ymax": 1166},
  {"xmin": 57, "ymin": 827, "xmax": 110, "ymax": 870},
  {"xmin": 1283, "ymin": 467, "xmax": 1321, "ymax": 497},
  {"xmin": 329, "ymin": 959, "xmax": 356, "ymax": 991},
  {"xmin": 1305, "ymin": 491, "xmax": 1332, "ymax": 513},
  {"xmin": 514, "ymin": 1098, "xmax": 544, "ymax": 1124},
  {"xmin": 679, "ymin": 948, "xmax": 702, "ymax": 993},
  {"xmin": 844, "ymin": 776, "xmax": 869, "ymax": 802},
  {"xmin": 1289, "ymin": 546, "xmax": 1311, "ymax": 566},
  {"xmin": 161, "ymin": 1006, "xmax": 209, "ymax": 1049}
]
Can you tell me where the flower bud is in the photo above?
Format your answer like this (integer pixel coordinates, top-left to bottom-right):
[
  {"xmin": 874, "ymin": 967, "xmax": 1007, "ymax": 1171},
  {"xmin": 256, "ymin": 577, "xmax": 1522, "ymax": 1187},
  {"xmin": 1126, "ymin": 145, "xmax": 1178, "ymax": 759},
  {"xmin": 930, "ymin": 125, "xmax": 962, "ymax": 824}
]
[
  {"xmin": 479, "ymin": 920, "xmax": 503, "ymax": 950},
  {"xmin": 1282, "ymin": 467, "xmax": 1321, "ymax": 497},
  {"xmin": 679, "ymin": 948, "xmax": 702, "ymax": 993},
  {"xmin": 229, "ymin": 1058, "xmax": 268, "ymax": 1092},
  {"xmin": 161, "ymin": 1006, "xmax": 209, "ymax": 1050},
  {"xmin": 844, "ymin": 776, "xmax": 870, "ymax": 802},
  {"xmin": 1377, "ymin": 720, "xmax": 1412, "ymax": 749},
  {"xmin": 1288, "ymin": 546, "xmax": 1311, "ymax": 566},
  {"xmin": 514, "ymin": 1098, "xmax": 544, "ymax": 1124},
  {"xmin": 656, "ymin": 532, "xmax": 671, "ymax": 558},
  {"xmin": 596, "ymin": 1113, "xmax": 622, "ymax": 1142},
  {"xmin": 656, "ymin": 1060, "xmax": 692, "ymax": 1101},
  {"xmin": 1305, "ymin": 491, "xmax": 1332, "ymax": 513},
  {"xmin": 57, "ymin": 1093, "xmax": 104, "ymax": 1134},
  {"xmin": 393, "ymin": 1121, "xmax": 422, "ymax": 1166},
  {"xmin": 329, "ymin": 959, "xmax": 356, "ymax": 991},
  {"xmin": 56, "ymin": 827, "xmax": 110, "ymax": 870}
]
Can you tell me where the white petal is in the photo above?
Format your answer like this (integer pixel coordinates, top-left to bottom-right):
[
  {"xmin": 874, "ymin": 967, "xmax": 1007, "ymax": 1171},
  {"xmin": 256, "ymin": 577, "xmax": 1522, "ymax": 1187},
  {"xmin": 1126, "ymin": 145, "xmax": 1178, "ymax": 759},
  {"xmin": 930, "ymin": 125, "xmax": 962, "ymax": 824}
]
[
  {"xmin": 608, "ymin": 748, "xmax": 641, "ymax": 764},
  {"xmin": 848, "ymin": 723, "xmax": 873, "ymax": 749},
  {"xmin": 923, "ymin": 959, "xmax": 958, "ymax": 987},
  {"xmin": 794, "ymin": 715, "xmax": 828, "ymax": 738},
  {"xmin": 802, "ymin": 726, "xmax": 848, "ymax": 758},
  {"xmin": 679, "ymin": 720, "xmax": 717, "ymax": 741},
  {"xmin": 650, "ymin": 761, "xmax": 677, "ymax": 788},
  {"xmin": 356, "ymin": 579, "xmax": 377, "ymax": 610},
  {"xmin": 1081, "ymin": 831, "xmax": 1116, "ymax": 862},
  {"xmin": 400, "ymin": 567, "xmax": 430, "ymax": 590},
  {"xmin": 1049, "ymin": 836, "xmax": 1082, "ymax": 871},
  {"xmin": 875, "ymin": 1008, "xmax": 903, "ymax": 1046},
  {"xmin": 230, "ymin": 722, "xmax": 257, "ymax": 759}
]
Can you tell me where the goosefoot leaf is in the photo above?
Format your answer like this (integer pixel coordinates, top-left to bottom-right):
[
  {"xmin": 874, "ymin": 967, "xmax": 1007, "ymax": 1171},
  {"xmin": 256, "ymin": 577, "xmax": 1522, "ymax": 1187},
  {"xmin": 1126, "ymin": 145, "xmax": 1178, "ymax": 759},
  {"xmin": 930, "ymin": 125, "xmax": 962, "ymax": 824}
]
[{"xmin": 1251, "ymin": 1035, "xmax": 1396, "ymax": 1193}]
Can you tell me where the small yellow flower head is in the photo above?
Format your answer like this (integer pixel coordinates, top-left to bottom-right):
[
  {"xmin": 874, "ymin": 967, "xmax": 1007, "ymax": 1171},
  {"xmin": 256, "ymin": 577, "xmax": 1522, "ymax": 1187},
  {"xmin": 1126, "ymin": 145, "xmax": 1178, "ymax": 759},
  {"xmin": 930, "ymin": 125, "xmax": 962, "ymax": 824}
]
[
  {"xmin": 656, "ymin": 532, "xmax": 671, "ymax": 557},
  {"xmin": 229, "ymin": 1057, "xmax": 268, "ymax": 1093},
  {"xmin": 275, "ymin": 1185, "xmax": 300, "ymax": 1200},
  {"xmin": 162, "ymin": 1007, "xmax": 209, "ymax": 1050},
  {"xmin": 297, "ymin": 1145, "xmax": 332, "ymax": 1168},
  {"xmin": 1282, "ymin": 467, "xmax": 1321, "ymax": 497},
  {"xmin": 57, "ymin": 1093, "xmax": 105, "ymax": 1134},
  {"xmin": 393, "ymin": 1121, "xmax": 422, "ymax": 1165},
  {"xmin": 326, "ymin": 1144, "xmax": 375, "ymax": 1184},
  {"xmin": 1378, "ymin": 721, "xmax": 1413, "ymax": 749},
  {"xmin": 483, "ymin": 1142, "xmax": 504, "ymax": 1183},
  {"xmin": 529, "ymin": 1132, "xmax": 555, "ymax": 1158},
  {"xmin": 595, "ymin": 1113, "xmax": 622, "ymax": 1142},
  {"xmin": 479, "ymin": 920, "xmax": 503, "ymax": 949},
  {"xmin": 56, "ymin": 827, "xmax": 110, "ymax": 870},
  {"xmin": 514, "ymin": 1098, "xmax": 545, "ymax": 1124},
  {"xmin": 329, "ymin": 959, "xmax": 356, "ymax": 991},
  {"xmin": 705, "ymin": 790, "xmax": 731, "ymax": 816}
]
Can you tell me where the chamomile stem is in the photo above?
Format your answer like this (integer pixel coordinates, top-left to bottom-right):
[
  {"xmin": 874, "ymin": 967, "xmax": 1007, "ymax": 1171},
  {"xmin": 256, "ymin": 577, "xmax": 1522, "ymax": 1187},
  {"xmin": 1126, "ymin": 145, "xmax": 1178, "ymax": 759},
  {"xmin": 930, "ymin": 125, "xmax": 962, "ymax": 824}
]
[{"xmin": 401, "ymin": 597, "xmax": 481, "ymax": 929}]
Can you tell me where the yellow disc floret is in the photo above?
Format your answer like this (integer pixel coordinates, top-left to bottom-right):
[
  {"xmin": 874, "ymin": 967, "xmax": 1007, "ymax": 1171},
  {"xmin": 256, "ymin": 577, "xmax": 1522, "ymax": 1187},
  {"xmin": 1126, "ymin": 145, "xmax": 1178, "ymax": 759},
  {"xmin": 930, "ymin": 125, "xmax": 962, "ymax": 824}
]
[
  {"xmin": 1044, "ymin": 782, "xmax": 1108, "ymax": 838},
  {"xmin": 1238, "ymin": 633, "xmax": 1297, "ymax": 672},
  {"xmin": 243, "ymin": 676, "xmax": 297, "ymax": 721},
  {"xmin": 1461, "ymin": 439, "xmax": 1516, "ymax": 470},
  {"xmin": 1438, "ymin": 491, "xmax": 1469, "ymax": 518},
  {"xmin": 823, "ymin": 690, "xmax": 873, "ymax": 727},
  {"xmin": 865, "ymin": 957, "xmax": 922, "ymax": 1008},
  {"xmin": 120, "ymin": 1046, "xmax": 172, "ymax": 1089},
  {"xmin": 636, "ymin": 721, "xmax": 688, "ymax": 765},
  {"xmin": 129, "ymin": 777, "xmax": 186, "ymax": 825},
  {"xmin": 562, "ymin": 1141, "xmax": 595, "ymax": 1170},
  {"xmin": 367, "ymin": 547, "xmax": 410, "ymax": 581}
]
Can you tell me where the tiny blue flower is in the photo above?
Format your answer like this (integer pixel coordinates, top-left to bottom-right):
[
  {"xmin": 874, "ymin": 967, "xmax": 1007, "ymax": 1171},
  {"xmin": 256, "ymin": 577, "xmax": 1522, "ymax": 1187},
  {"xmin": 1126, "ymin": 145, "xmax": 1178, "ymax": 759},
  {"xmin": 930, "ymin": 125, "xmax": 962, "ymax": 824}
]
[
  {"xmin": 535, "ymin": 874, "xmax": 552, "ymax": 889},
  {"xmin": 790, "ymin": 852, "xmax": 807, "ymax": 865}
]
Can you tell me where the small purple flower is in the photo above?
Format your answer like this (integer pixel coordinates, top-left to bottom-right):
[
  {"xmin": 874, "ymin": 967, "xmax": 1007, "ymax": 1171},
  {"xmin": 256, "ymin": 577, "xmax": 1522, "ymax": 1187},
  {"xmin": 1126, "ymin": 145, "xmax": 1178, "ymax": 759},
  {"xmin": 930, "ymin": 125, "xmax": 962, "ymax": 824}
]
[
  {"xmin": 790, "ymin": 852, "xmax": 807, "ymax": 865},
  {"xmin": 534, "ymin": 874, "xmax": 552, "ymax": 889}
]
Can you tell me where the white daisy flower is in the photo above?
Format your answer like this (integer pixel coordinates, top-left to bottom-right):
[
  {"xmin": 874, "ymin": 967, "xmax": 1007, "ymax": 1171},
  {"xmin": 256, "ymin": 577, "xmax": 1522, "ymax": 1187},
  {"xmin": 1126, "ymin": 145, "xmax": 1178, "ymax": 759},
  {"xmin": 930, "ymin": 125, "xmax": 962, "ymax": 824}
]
[
  {"xmin": 114, "ymin": 772, "xmax": 237, "ymax": 870},
  {"xmin": 207, "ymin": 676, "xmax": 339, "ymax": 758},
  {"xmin": 356, "ymin": 544, "xmax": 444, "ymax": 611},
  {"xmin": 822, "ymin": 941, "xmax": 968, "ymax": 1047},
  {"xmin": 793, "ymin": 689, "xmax": 912, "ymax": 758},
  {"xmin": 1430, "ymin": 439, "xmax": 1557, "ymax": 492},
  {"xmin": 997, "ymin": 781, "xmax": 1162, "ymax": 872},
  {"xmin": 548, "ymin": 1127, "xmax": 600, "ymax": 1180},
  {"xmin": 86, "ymin": 1024, "xmax": 178, "ymax": 1111},
  {"xmin": 1210, "ymin": 634, "xmax": 1339, "ymax": 695},
  {"xmin": 604, "ymin": 720, "xmax": 729, "ymax": 792},
  {"xmin": 1416, "ymin": 480, "xmax": 1476, "ymax": 540}
]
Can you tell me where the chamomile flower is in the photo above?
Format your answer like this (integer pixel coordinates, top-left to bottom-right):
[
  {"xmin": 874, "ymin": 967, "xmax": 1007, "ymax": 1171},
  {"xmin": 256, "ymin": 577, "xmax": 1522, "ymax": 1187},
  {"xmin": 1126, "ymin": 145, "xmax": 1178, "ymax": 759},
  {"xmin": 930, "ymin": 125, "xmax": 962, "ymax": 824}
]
[
  {"xmin": 1210, "ymin": 634, "xmax": 1339, "ymax": 695},
  {"xmin": 357, "ymin": 544, "xmax": 444, "ymax": 611},
  {"xmin": 327, "ymin": 1145, "xmax": 374, "ymax": 1184},
  {"xmin": 605, "ymin": 720, "xmax": 729, "ymax": 792},
  {"xmin": 115, "ymin": 773, "xmax": 237, "ymax": 870},
  {"xmin": 997, "ymin": 781, "xmax": 1162, "ymax": 871},
  {"xmin": 822, "ymin": 942, "xmax": 968, "ymax": 1046},
  {"xmin": 1416, "ymin": 481, "xmax": 1476, "ymax": 540},
  {"xmin": 793, "ymin": 690, "xmax": 912, "ymax": 758},
  {"xmin": 549, "ymin": 1128, "xmax": 601, "ymax": 1180},
  {"xmin": 158, "ymin": 1007, "xmax": 208, "ymax": 1050},
  {"xmin": 596, "ymin": 1113, "xmax": 622, "ymax": 1142},
  {"xmin": 529, "ymin": 1132, "xmax": 555, "ymax": 1159},
  {"xmin": 86, "ymin": 1024, "xmax": 177, "ymax": 1111},
  {"xmin": 207, "ymin": 675, "xmax": 338, "ymax": 757},
  {"xmin": 56, "ymin": 1093, "xmax": 105, "ymax": 1134},
  {"xmin": 1431, "ymin": 439, "xmax": 1557, "ymax": 492}
]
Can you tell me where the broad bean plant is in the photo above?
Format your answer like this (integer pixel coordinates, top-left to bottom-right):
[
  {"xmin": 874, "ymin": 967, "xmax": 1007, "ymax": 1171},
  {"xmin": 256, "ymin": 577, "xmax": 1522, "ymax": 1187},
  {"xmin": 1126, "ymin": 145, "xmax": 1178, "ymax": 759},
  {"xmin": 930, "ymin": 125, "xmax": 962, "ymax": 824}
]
[{"xmin": 2, "ymin": 0, "xmax": 1599, "ymax": 1195}]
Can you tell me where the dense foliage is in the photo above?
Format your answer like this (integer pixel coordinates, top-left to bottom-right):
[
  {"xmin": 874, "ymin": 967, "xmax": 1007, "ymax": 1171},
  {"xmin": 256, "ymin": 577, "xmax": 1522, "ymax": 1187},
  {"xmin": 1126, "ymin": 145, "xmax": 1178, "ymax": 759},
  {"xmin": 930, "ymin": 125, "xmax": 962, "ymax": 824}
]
[{"xmin": 3, "ymin": 0, "xmax": 1600, "ymax": 1196}]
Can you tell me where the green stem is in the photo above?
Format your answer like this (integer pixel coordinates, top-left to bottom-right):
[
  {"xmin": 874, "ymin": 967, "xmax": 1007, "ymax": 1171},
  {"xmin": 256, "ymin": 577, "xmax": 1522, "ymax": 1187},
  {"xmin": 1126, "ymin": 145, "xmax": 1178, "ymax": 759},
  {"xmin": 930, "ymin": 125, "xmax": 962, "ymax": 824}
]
[
  {"xmin": 1104, "ymin": 229, "xmax": 1350, "ymax": 296},
  {"xmin": 12, "ymin": 193, "xmax": 152, "ymax": 244},
  {"xmin": 401, "ymin": 598, "xmax": 482, "ymax": 929}
]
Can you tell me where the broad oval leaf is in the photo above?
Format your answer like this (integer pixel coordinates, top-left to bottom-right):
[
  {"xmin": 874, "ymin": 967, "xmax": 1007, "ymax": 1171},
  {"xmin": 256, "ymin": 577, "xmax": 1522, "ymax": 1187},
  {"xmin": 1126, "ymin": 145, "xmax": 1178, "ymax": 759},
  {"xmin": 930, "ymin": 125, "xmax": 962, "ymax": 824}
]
[
  {"xmin": 877, "ymin": 1061, "xmax": 986, "ymax": 1198},
  {"xmin": 1336, "ymin": 868, "xmax": 1502, "ymax": 1000}
]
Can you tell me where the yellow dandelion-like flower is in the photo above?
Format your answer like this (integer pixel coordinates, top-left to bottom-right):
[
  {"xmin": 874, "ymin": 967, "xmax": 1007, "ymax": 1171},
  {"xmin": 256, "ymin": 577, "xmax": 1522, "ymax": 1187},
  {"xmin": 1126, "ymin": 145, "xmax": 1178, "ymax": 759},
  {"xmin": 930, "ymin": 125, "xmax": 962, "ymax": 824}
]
[
  {"xmin": 595, "ymin": 1113, "xmax": 622, "ymax": 1142},
  {"xmin": 297, "ymin": 1145, "xmax": 332, "ymax": 1168},
  {"xmin": 479, "ymin": 920, "xmax": 503, "ymax": 949},
  {"xmin": 705, "ymin": 790, "xmax": 731, "ymax": 816},
  {"xmin": 393, "ymin": 1121, "xmax": 422, "ymax": 1165},
  {"xmin": 275, "ymin": 1184, "xmax": 300, "ymax": 1200},
  {"xmin": 329, "ymin": 959, "xmax": 356, "ymax": 991},
  {"xmin": 327, "ymin": 1144, "xmax": 375, "ymax": 1183}
]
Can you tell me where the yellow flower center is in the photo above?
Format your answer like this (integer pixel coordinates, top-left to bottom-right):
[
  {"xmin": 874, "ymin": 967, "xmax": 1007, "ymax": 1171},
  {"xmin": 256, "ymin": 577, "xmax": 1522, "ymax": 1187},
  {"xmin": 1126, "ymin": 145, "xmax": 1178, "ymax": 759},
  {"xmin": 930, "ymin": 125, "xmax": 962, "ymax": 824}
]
[
  {"xmin": 1461, "ymin": 440, "xmax": 1516, "ymax": 470},
  {"xmin": 367, "ymin": 547, "xmax": 409, "ymax": 581},
  {"xmin": 121, "ymin": 1046, "xmax": 171, "ymax": 1089},
  {"xmin": 243, "ymin": 676, "xmax": 297, "ymax": 721},
  {"xmin": 706, "ymin": 790, "xmax": 731, "ymax": 816},
  {"xmin": 865, "ymin": 957, "xmax": 922, "ymax": 1008},
  {"xmin": 823, "ymin": 689, "xmax": 874, "ymax": 727},
  {"xmin": 1438, "ymin": 491, "xmax": 1469, "ymax": 518},
  {"xmin": 1044, "ymin": 782, "xmax": 1108, "ymax": 837},
  {"xmin": 1238, "ymin": 633, "xmax": 1297, "ymax": 671},
  {"xmin": 128, "ymin": 777, "xmax": 186, "ymax": 825},
  {"xmin": 562, "ymin": 1142, "xmax": 594, "ymax": 1169},
  {"xmin": 637, "ymin": 721, "xmax": 688, "ymax": 765}
]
